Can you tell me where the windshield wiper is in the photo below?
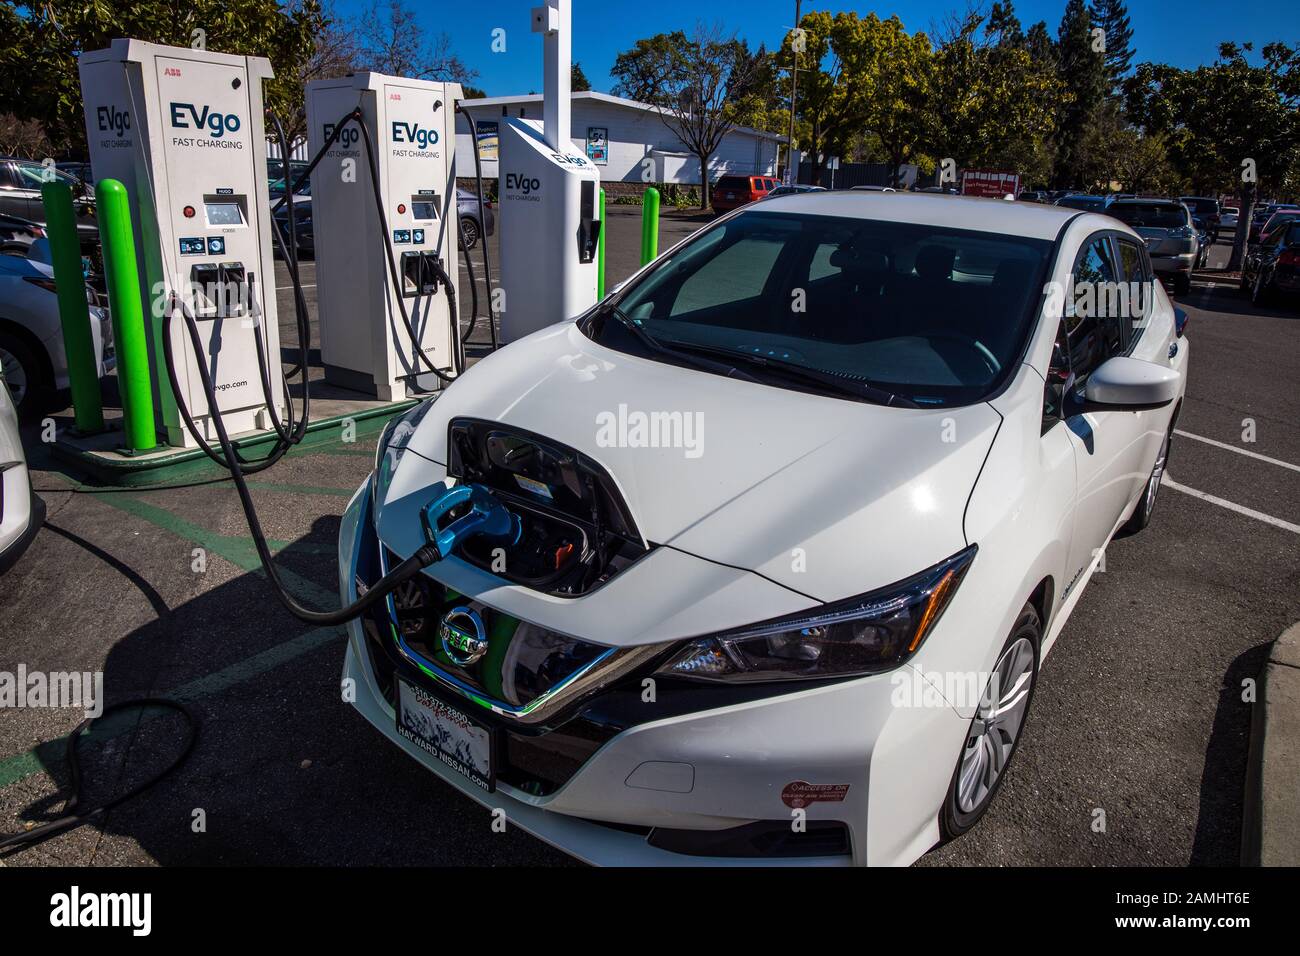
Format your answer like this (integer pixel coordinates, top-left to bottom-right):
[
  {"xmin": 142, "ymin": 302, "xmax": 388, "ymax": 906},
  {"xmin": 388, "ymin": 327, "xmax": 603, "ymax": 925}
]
[
  {"xmin": 599, "ymin": 306, "xmax": 761, "ymax": 384},
  {"xmin": 662, "ymin": 341, "xmax": 920, "ymax": 408}
]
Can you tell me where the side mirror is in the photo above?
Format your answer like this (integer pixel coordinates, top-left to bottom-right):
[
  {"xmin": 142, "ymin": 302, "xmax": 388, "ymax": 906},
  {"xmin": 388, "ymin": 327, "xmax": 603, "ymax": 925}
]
[{"xmin": 1083, "ymin": 356, "xmax": 1180, "ymax": 411}]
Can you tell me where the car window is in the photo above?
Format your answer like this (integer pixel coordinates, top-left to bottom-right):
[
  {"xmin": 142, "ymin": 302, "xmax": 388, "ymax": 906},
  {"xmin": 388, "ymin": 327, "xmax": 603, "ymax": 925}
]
[
  {"xmin": 1109, "ymin": 204, "xmax": 1188, "ymax": 229},
  {"xmin": 715, "ymin": 176, "xmax": 746, "ymax": 191},
  {"xmin": 11, "ymin": 162, "xmax": 78, "ymax": 189},
  {"xmin": 1065, "ymin": 237, "xmax": 1122, "ymax": 380},
  {"xmin": 1113, "ymin": 238, "xmax": 1153, "ymax": 348}
]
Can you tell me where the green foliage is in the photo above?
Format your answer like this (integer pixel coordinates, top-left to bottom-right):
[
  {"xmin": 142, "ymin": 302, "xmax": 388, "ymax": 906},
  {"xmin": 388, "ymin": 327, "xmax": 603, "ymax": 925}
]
[
  {"xmin": 927, "ymin": 10, "xmax": 1063, "ymax": 174},
  {"xmin": 0, "ymin": 0, "xmax": 323, "ymax": 154},
  {"xmin": 571, "ymin": 62, "xmax": 592, "ymax": 92},
  {"xmin": 611, "ymin": 25, "xmax": 767, "ymax": 209},
  {"xmin": 1089, "ymin": 0, "xmax": 1134, "ymax": 94},
  {"xmin": 1125, "ymin": 41, "xmax": 1300, "ymax": 196}
]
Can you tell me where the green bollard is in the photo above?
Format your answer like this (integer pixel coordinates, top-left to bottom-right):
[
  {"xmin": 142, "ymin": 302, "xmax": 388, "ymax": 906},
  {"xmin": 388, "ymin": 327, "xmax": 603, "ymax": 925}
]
[
  {"xmin": 597, "ymin": 188, "xmax": 606, "ymax": 298},
  {"xmin": 640, "ymin": 187, "xmax": 660, "ymax": 266},
  {"xmin": 95, "ymin": 179, "xmax": 156, "ymax": 453},
  {"xmin": 40, "ymin": 181, "xmax": 104, "ymax": 433}
]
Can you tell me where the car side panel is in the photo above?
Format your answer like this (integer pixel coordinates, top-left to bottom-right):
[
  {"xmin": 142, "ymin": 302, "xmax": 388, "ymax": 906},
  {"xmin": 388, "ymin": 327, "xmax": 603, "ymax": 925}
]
[{"xmin": 909, "ymin": 363, "xmax": 1076, "ymax": 718}]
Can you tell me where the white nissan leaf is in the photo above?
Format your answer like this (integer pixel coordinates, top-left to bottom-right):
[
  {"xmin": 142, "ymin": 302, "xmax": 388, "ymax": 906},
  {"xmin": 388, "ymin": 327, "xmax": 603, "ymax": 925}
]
[{"xmin": 339, "ymin": 192, "xmax": 1188, "ymax": 866}]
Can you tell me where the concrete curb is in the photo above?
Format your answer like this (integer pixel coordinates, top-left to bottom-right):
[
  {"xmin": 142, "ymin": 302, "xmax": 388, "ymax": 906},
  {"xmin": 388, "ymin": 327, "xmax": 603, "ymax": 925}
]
[{"xmin": 1242, "ymin": 622, "xmax": 1300, "ymax": 865}]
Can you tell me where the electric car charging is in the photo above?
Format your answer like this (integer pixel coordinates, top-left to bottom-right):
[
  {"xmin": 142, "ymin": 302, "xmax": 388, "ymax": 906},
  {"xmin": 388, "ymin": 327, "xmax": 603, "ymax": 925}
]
[{"xmin": 22, "ymin": 0, "xmax": 1300, "ymax": 908}]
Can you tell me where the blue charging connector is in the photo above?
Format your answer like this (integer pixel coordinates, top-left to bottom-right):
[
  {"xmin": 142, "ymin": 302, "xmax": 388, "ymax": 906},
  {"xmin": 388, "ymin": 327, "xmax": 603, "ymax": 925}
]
[{"xmin": 420, "ymin": 482, "xmax": 523, "ymax": 560}]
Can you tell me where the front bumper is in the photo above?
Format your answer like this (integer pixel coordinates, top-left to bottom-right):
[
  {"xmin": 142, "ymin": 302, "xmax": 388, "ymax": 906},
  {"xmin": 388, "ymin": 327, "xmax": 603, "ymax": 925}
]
[{"xmin": 337, "ymin": 479, "xmax": 969, "ymax": 866}]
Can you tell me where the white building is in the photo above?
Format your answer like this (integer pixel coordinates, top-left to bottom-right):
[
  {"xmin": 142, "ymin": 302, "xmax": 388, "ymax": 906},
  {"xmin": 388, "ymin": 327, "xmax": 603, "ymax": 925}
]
[{"xmin": 455, "ymin": 91, "xmax": 784, "ymax": 186}]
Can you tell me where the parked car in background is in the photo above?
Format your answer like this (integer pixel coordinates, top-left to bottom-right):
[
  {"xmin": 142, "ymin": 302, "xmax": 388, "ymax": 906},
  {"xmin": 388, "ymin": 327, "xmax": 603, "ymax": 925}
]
[
  {"xmin": 271, "ymin": 187, "xmax": 495, "ymax": 259},
  {"xmin": 1055, "ymin": 194, "xmax": 1109, "ymax": 212},
  {"xmin": 1179, "ymin": 196, "xmax": 1221, "ymax": 241},
  {"xmin": 1242, "ymin": 220, "xmax": 1300, "ymax": 307},
  {"xmin": 0, "ymin": 158, "xmax": 99, "ymax": 250},
  {"xmin": 0, "ymin": 375, "xmax": 42, "ymax": 575},
  {"xmin": 1220, "ymin": 206, "xmax": 1239, "ymax": 232},
  {"xmin": 851, "ymin": 185, "xmax": 897, "ymax": 192},
  {"xmin": 1107, "ymin": 198, "xmax": 1199, "ymax": 294},
  {"xmin": 267, "ymin": 159, "xmax": 310, "ymax": 196},
  {"xmin": 456, "ymin": 188, "xmax": 495, "ymax": 249},
  {"xmin": 1192, "ymin": 218, "xmax": 1211, "ymax": 268},
  {"xmin": 1249, "ymin": 204, "xmax": 1299, "ymax": 243},
  {"xmin": 0, "ymin": 252, "xmax": 113, "ymax": 417},
  {"xmin": 764, "ymin": 184, "xmax": 827, "ymax": 198},
  {"xmin": 1257, "ymin": 210, "xmax": 1300, "ymax": 248},
  {"xmin": 1018, "ymin": 190, "xmax": 1050, "ymax": 203},
  {"xmin": 55, "ymin": 161, "xmax": 93, "ymax": 185},
  {"xmin": 711, "ymin": 174, "xmax": 776, "ymax": 213}
]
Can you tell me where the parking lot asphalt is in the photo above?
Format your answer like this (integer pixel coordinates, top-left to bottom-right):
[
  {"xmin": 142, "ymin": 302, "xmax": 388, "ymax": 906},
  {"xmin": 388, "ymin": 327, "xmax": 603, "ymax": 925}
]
[{"xmin": 2, "ymin": 209, "xmax": 1298, "ymax": 866}]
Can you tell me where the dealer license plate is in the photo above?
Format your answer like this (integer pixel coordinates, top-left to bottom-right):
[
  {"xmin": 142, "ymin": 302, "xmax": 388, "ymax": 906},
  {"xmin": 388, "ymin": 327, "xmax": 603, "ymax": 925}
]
[{"xmin": 396, "ymin": 678, "xmax": 495, "ymax": 791}]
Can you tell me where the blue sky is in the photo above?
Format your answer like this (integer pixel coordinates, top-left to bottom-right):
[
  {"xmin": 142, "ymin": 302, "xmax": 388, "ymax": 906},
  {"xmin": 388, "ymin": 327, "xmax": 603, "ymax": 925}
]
[{"xmin": 335, "ymin": 0, "xmax": 1292, "ymax": 97}]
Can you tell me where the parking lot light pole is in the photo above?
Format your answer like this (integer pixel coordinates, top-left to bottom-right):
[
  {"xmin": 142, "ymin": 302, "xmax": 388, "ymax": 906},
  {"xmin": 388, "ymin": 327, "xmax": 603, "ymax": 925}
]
[
  {"xmin": 95, "ymin": 178, "xmax": 157, "ymax": 453},
  {"xmin": 39, "ymin": 181, "xmax": 104, "ymax": 434}
]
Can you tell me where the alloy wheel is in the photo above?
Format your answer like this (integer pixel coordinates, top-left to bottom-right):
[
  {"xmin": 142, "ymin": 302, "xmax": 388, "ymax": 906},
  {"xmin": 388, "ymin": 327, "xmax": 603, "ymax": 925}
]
[
  {"xmin": 1144, "ymin": 429, "xmax": 1171, "ymax": 519},
  {"xmin": 956, "ymin": 636, "xmax": 1036, "ymax": 814}
]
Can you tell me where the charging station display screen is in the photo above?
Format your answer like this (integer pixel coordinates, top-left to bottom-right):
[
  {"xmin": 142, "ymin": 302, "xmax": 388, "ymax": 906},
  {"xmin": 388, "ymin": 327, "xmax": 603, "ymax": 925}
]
[
  {"xmin": 411, "ymin": 196, "xmax": 439, "ymax": 221},
  {"xmin": 205, "ymin": 202, "xmax": 245, "ymax": 226}
]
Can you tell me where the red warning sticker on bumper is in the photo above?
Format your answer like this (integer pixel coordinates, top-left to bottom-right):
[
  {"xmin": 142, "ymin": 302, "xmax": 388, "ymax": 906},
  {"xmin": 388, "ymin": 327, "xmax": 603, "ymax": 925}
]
[{"xmin": 781, "ymin": 781, "xmax": 851, "ymax": 809}]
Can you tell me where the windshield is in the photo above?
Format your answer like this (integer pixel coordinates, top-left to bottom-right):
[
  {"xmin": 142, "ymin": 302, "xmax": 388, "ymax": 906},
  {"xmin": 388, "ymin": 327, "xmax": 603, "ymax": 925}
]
[
  {"xmin": 585, "ymin": 210, "xmax": 1052, "ymax": 406},
  {"xmin": 13, "ymin": 163, "xmax": 80, "ymax": 189},
  {"xmin": 1109, "ymin": 203, "xmax": 1188, "ymax": 229}
]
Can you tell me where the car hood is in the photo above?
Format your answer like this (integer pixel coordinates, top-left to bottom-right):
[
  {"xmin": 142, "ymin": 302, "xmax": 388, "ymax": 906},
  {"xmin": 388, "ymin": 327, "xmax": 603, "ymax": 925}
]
[
  {"xmin": 402, "ymin": 322, "xmax": 1002, "ymax": 602},
  {"xmin": 0, "ymin": 253, "xmax": 52, "ymax": 278}
]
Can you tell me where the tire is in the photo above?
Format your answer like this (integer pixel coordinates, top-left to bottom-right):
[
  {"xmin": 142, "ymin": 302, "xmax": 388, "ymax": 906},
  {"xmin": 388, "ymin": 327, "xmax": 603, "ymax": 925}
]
[
  {"xmin": 940, "ymin": 604, "xmax": 1041, "ymax": 840},
  {"xmin": 1251, "ymin": 272, "xmax": 1275, "ymax": 307},
  {"xmin": 459, "ymin": 216, "xmax": 479, "ymax": 250},
  {"xmin": 0, "ymin": 331, "xmax": 48, "ymax": 419},
  {"xmin": 1173, "ymin": 272, "xmax": 1191, "ymax": 296},
  {"xmin": 1120, "ymin": 420, "xmax": 1174, "ymax": 536}
]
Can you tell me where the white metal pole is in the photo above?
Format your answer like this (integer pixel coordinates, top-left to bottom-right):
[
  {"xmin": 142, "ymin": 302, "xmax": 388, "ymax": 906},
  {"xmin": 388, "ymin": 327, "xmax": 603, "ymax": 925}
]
[{"xmin": 533, "ymin": 0, "xmax": 571, "ymax": 152}]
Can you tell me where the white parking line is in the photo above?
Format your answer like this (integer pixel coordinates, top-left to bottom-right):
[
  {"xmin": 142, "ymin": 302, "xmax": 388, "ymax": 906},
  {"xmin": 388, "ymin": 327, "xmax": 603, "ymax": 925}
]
[
  {"xmin": 1174, "ymin": 430, "xmax": 1300, "ymax": 474},
  {"xmin": 1162, "ymin": 473, "xmax": 1300, "ymax": 535},
  {"xmin": 276, "ymin": 283, "xmax": 316, "ymax": 290}
]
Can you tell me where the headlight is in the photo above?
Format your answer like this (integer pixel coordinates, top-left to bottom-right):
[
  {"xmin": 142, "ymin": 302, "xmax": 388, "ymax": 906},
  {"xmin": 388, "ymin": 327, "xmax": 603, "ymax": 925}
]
[
  {"xmin": 372, "ymin": 398, "xmax": 437, "ymax": 502},
  {"xmin": 656, "ymin": 546, "xmax": 976, "ymax": 682}
]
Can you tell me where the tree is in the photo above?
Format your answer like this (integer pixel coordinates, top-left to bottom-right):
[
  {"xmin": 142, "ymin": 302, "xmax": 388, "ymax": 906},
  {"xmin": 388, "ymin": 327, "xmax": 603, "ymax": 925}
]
[
  {"xmin": 611, "ymin": 25, "xmax": 765, "ymax": 210},
  {"xmin": 281, "ymin": 2, "xmax": 362, "ymax": 145},
  {"xmin": 1052, "ymin": 0, "xmax": 1108, "ymax": 189},
  {"xmin": 777, "ymin": 11, "xmax": 878, "ymax": 185},
  {"xmin": 0, "ymin": 0, "xmax": 323, "ymax": 156},
  {"xmin": 0, "ymin": 113, "xmax": 52, "ymax": 158},
  {"xmin": 358, "ymin": 0, "xmax": 477, "ymax": 84},
  {"xmin": 1089, "ymin": 0, "xmax": 1135, "ymax": 95},
  {"xmin": 855, "ymin": 16, "xmax": 934, "ymax": 187},
  {"xmin": 925, "ymin": 10, "xmax": 1062, "ymax": 176},
  {"xmin": 571, "ymin": 62, "xmax": 591, "ymax": 92},
  {"xmin": 1126, "ymin": 41, "xmax": 1300, "ymax": 268}
]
